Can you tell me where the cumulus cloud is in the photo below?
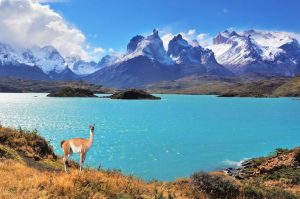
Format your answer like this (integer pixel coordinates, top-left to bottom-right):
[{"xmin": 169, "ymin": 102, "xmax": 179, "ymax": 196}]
[
  {"xmin": 93, "ymin": 47, "xmax": 105, "ymax": 54},
  {"xmin": 288, "ymin": 32, "xmax": 300, "ymax": 41},
  {"xmin": 197, "ymin": 33, "xmax": 209, "ymax": 40},
  {"xmin": 0, "ymin": 0, "xmax": 94, "ymax": 60},
  {"xmin": 187, "ymin": 29, "xmax": 196, "ymax": 36},
  {"xmin": 161, "ymin": 29, "xmax": 210, "ymax": 50}
]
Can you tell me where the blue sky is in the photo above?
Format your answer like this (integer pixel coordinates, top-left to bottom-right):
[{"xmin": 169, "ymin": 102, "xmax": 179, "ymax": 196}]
[
  {"xmin": 0, "ymin": 0, "xmax": 299, "ymax": 61},
  {"xmin": 48, "ymin": 0, "xmax": 300, "ymax": 54}
]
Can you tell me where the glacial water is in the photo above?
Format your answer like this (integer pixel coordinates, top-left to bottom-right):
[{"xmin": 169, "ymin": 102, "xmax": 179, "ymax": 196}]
[{"xmin": 0, "ymin": 93, "xmax": 299, "ymax": 181}]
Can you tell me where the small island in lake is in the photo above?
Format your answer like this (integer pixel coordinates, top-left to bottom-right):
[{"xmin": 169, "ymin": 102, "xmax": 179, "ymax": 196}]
[
  {"xmin": 109, "ymin": 89, "xmax": 161, "ymax": 100},
  {"xmin": 47, "ymin": 87, "xmax": 97, "ymax": 97}
]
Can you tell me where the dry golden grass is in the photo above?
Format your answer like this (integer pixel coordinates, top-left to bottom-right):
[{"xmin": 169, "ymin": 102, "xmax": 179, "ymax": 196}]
[
  {"xmin": 0, "ymin": 160, "xmax": 192, "ymax": 199},
  {"xmin": 0, "ymin": 126, "xmax": 192, "ymax": 199}
]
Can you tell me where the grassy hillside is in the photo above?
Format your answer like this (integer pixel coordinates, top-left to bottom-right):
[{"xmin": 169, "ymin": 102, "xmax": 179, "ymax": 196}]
[
  {"xmin": 0, "ymin": 77, "xmax": 114, "ymax": 93},
  {"xmin": 0, "ymin": 125, "xmax": 299, "ymax": 198},
  {"xmin": 273, "ymin": 76, "xmax": 300, "ymax": 96},
  {"xmin": 147, "ymin": 75, "xmax": 300, "ymax": 97},
  {"xmin": 0, "ymin": 126, "xmax": 193, "ymax": 199},
  {"xmin": 146, "ymin": 75, "xmax": 237, "ymax": 95}
]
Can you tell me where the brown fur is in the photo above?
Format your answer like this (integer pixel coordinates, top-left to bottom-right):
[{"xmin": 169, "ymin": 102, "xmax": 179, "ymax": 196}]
[{"xmin": 60, "ymin": 140, "xmax": 65, "ymax": 148}]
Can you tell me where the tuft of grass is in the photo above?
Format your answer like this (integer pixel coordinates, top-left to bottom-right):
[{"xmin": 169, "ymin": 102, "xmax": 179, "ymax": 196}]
[
  {"xmin": 0, "ymin": 144, "xmax": 24, "ymax": 162},
  {"xmin": 0, "ymin": 160, "xmax": 191, "ymax": 199}
]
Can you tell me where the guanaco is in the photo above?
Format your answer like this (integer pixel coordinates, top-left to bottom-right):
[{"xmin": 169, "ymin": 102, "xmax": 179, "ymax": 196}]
[{"xmin": 60, "ymin": 124, "xmax": 95, "ymax": 172}]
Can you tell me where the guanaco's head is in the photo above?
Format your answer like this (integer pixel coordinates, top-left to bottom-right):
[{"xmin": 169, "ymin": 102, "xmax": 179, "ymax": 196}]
[{"xmin": 89, "ymin": 124, "xmax": 95, "ymax": 132}]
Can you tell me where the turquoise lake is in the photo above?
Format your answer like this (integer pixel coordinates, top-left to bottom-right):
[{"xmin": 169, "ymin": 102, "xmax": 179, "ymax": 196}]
[{"xmin": 0, "ymin": 93, "xmax": 299, "ymax": 181}]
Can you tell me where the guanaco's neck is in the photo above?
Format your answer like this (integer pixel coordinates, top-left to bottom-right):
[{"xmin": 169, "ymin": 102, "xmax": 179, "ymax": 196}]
[{"xmin": 88, "ymin": 130, "xmax": 94, "ymax": 148}]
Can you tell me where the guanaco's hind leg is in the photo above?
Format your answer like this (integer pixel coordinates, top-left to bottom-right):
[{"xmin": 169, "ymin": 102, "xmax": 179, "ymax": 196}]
[
  {"xmin": 63, "ymin": 155, "xmax": 68, "ymax": 172},
  {"xmin": 80, "ymin": 152, "xmax": 86, "ymax": 172},
  {"xmin": 62, "ymin": 144, "xmax": 71, "ymax": 172}
]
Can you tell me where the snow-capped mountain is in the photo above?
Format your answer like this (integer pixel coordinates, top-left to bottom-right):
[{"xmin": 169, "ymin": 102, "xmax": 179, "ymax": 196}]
[
  {"xmin": 0, "ymin": 42, "xmax": 79, "ymax": 80},
  {"xmin": 86, "ymin": 30, "xmax": 176, "ymax": 88},
  {"xmin": 86, "ymin": 30, "xmax": 233, "ymax": 88},
  {"xmin": 208, "ymin": 30, "xmax": 300, "ymax": 76},
  {"xmin": 2, "ymin": 28, "xmax": 300, "ymax": 86},
  {"xmin": 31, "ymin": 46, "xmax": 67, "ymax": 74},
  {"xmin": 167, "ymin": 34, "xmax": 233, "ymax": 77},
  {"xmin": 116, "ymin": 29, "xmax": 174, "ymax": 65},
  {"xmin": 71, "ymin": 60, "xmax": 98, "ymax": 75},
  {"xmin": 64, "ymin": 55, "xmax": 119, "ymax": 75},
  {"xmin": 98, "ymin": 55, "xmax": 119, "ymax": 68}
]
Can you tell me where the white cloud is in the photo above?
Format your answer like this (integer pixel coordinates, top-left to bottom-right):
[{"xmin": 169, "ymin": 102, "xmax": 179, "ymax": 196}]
[
  {"xmin": 108, "ymin": 48, "xmax": 114, "ymax": 53},
  {"xmin": 187, "ymin": 29, "xmax": 196, "ymax": 36},
  {"xmin": 161, "ymin": 33, "xmax": 174, "ymax": 50},
  {"xmin": 0, "ymin": 0, "xmax": 95, "ymax": 60},
  {"xmin": 288, "ymin": 32, "xmax": 300, "ymax": 41},
  {"xmin": 197, "ymin": 33, "xmax": 208, "ymax": 40},
  {"xmin": 93, "ymin": 47, "xmax": 105, "ymax": 54}
]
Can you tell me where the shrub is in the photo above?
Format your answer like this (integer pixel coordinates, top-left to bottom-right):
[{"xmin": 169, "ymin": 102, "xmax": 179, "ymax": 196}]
[
  {"xmin": 265, "ymin": 166, "xmax": 300, "ymax": 185},
  {"xmin": 0, "ymin": 126, "xmax": 56, "ymax": 160},
  {"xmin": 269, "ymin": 148, "xmax": 290, "ymax": 157},
  {"xmin": 294, "ymin": 150, "xmax": 300, "ymax": 164},
  {"xmin": 275, "ymin": 148, "xmax": 290, "ymax": 155},
  {"xmin": 264, "ymin": 188, "xmax": 298, "ymax": 199},
  {"xmin": 243, "ymin": 185, "xmax": 264, "ymax": 199},
  {"xmin": 191, "ymin": 172, "xmax": 240, "ymax": 199},
  {"xmin": 243, "ymin": 185, "xmax": 298, "ymax": 199}
]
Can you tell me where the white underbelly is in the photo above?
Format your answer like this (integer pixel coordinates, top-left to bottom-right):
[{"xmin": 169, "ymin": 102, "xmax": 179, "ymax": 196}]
[{"xmin": 70, "ymin": 143, "xmax": 82, "ymax": 153}]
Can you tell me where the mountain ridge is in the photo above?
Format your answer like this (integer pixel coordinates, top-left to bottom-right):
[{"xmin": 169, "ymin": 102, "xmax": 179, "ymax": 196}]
[{"xmin": 0, "ymin": 29, "xmax": 300, "ymax": 88}]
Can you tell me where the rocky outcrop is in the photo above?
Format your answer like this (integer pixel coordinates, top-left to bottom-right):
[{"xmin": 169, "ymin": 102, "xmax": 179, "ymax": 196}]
[
  {"xmin": 109, "ymin": 89, "xmax": 161, "ymax": 99},
  {"xmin": 47, "ymin": 87, "xmax": 97, "ymax": 97}
]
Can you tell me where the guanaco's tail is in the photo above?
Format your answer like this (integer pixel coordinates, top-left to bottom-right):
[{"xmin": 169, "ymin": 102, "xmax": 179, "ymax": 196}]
[{"xmin": 60, "ymin": 140, "xmax": 65, "ymax": 148}]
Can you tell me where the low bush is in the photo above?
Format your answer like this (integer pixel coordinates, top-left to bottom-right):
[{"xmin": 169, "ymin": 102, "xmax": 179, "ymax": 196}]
[
  {"xmin": 244, "ymin": 185, "xmax": 298, "ymax": 199},
  {"xmin": 0, "ymin": 126, "xmax": 56, "ymax": 160},
  {"xmin": 191, "ymin": 172, "xmax": 240, "ymax": 199},
  {"xmin": 265, "ymin": 166, "xmax": 300, "ymax": 185},
  {"xmin": 294, "ymin": 149, "xmax": 300, "ymax": 164}
]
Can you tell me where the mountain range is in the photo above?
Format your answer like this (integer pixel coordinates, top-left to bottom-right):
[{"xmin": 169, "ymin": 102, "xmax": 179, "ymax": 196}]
[{"xmin": 0, "ymin": 29, "xmax": 300, "ymax": 88}]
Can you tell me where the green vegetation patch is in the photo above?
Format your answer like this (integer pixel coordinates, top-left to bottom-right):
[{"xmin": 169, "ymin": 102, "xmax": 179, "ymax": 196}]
[{"xmin": 0, "ymin": 144, "xmax": 23, "ymax": 162}]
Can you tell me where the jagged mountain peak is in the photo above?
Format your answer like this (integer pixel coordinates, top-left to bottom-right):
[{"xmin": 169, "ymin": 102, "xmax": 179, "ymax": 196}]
[
  {"xmin": 166, "ymin": 34, "xmax": 233, "ymax": 77},
  {"xmin": 118, "ymin": 29, "xmax": 173, "ymax": 65},
  {"xmin": 127, "ymin": 35, "xmax": 144, "ymax": 53},
  {"xmin": 191, "ymin": 40, "xmax": 200, "ymax": 47}
]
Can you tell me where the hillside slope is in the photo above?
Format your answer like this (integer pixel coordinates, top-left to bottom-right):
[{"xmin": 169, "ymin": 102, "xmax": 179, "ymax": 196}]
[
  {"xmin": 147, "ymin": 75, "xmax": 300, "ymax": 97},
  {"xmin": 0, "ymin": 77, "xmax": 114, "ymax": 93},
  {"xmin": 0, "ymin": 126, "xmax": 299, "ymax": 198}
]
